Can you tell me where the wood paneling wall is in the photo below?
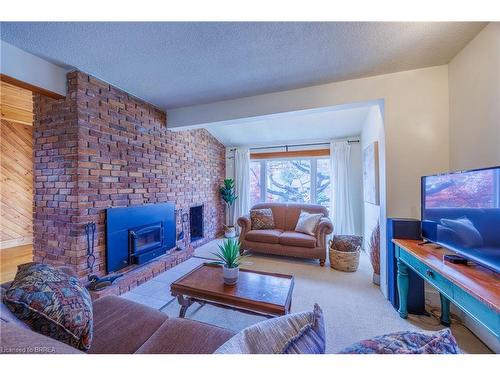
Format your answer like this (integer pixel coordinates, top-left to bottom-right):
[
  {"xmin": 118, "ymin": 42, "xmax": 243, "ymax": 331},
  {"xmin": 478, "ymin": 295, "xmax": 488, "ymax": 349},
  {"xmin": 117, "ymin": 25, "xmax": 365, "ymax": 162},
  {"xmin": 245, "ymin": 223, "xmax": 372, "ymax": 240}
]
[
  {"xmin": 0, "ymin": 81, "xmax": 34, "ymax": 249},
  {"xmin": 1, "ymin": 81, "xmax": 34, "ymax": 125}
]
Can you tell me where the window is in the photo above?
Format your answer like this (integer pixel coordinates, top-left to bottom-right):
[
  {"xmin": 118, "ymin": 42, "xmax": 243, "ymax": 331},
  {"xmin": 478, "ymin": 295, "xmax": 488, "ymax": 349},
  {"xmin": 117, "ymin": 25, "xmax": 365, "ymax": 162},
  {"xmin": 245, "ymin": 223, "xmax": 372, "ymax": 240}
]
[
  {"xmin": 250, "ymin": 157, "xmax": 331, "ymax": 210},
  {"xmin": 316, "ymin": 159, "xmax": 331, "ymax": 209},
  {"xmin": 249, "ymin": 161, "xmax": 262, "ymax": 207},
  {"xmin": 267, "ymin": 159, "xmax": 311, "ymax": 203}
]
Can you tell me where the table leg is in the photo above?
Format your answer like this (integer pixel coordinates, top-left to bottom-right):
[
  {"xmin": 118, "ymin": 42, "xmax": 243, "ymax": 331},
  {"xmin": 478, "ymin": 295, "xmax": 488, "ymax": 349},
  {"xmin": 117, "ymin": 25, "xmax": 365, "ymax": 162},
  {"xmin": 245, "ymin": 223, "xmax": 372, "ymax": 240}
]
[
  {"xmin": 176, "ymin": 295, "xmax": 193, "ymax": 318},
  {"xmin": 397, "ymin": 259, "xmax": 409, "ymax": 319},
  {"xmin": 439, "ymin": 293, "xmax": 451, "ymax": 326}
]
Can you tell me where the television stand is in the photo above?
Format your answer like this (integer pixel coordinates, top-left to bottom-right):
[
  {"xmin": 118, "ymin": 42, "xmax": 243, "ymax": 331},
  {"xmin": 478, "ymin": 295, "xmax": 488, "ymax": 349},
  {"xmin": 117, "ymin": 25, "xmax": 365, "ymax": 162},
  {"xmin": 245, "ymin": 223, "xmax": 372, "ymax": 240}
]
[{"xmin": 393, "ymin": 239, "xmax": 499, "ymax": 339}]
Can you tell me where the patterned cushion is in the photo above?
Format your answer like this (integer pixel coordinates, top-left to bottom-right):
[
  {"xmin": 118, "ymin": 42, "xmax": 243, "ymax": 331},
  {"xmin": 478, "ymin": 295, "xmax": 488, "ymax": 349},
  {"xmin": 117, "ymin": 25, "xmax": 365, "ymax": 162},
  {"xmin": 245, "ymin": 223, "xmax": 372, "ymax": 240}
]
[
  {"xmin": 1, "ymin": 287, "xmax": 30, "ymax": 329},
  {"xmin": 2, "ymin": 263, "xmax": 93, "ymax": 351},
  {"xmin": 330, "ymin": 235, "xmax": 363, "ymax": 252},
  {"xmin": 338, "ymin": 329, "xmax": 460, "ymax": 354},
  {"xmin": 295, "ymin": 211, "xmax": 323, "ymax": 236},
  {"xmin": 214, "ymin": 304, "xmax": 325, "ymax": 354},
  {"xmin": 250, "ymin": 208, "xmax": 275, "ymax": 230}
]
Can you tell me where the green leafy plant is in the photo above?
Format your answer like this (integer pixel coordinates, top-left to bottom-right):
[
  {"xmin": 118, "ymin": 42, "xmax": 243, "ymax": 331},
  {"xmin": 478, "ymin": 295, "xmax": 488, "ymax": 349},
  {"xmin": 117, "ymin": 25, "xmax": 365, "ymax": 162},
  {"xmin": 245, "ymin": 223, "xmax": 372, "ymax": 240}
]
[
  {"xmin": 211, "ymin": 239, "xmax": 245, "ymax": 269},
  {"xmin": 219, "ymin": 179, "xmax": 238, "ymax": 226}
]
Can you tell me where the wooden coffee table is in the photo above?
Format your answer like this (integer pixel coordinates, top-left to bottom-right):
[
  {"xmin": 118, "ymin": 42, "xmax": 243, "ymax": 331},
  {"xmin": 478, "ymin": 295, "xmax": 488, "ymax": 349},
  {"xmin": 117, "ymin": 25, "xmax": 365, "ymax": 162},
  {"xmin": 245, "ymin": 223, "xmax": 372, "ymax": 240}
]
[{"xmin": 170, "ymin": 263, "xmax": 294, "ymax": 318}]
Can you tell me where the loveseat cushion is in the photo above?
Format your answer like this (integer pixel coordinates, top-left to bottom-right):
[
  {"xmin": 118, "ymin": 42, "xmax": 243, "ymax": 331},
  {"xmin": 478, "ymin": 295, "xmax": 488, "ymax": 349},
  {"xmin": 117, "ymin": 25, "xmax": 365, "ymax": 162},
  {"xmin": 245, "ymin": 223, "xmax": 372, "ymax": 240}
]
[
  {"xmin": 284, "ymin": 204, "xmax": 329, "ymax": 231},
  {"xmin": 279, "ymin": 231, "xmax": 316, "ymax": 248},
  {"xmin": 250, "ymin": 208, "xmax": 275, "ymax": 230},
  {"xmin": 135, "ymin": 318, "xmax": 235, "ymax": 354},
  {"xmin": 88, "ymin": 295, "xmax": 168, "ymax": 354},
  {"xmin": 2, "ymin": 262, "xmax": 93, "ymax": 351},
  {"xmin": 246, "ymin": 229, "xmax": 283, "ymax": 244},
  {"xmin": 1, "ymin": 288, "xmax": 29, "ymax": 329},
  {"xmin": 295, "ymin": 211, "xmax": 323, "ymax": 236}
]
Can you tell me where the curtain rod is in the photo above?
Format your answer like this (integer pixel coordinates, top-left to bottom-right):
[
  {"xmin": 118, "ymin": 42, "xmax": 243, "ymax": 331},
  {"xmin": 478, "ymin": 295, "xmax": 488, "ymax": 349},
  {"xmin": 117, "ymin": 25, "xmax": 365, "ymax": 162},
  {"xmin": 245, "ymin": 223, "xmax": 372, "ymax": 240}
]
[{"xmin": 229, "ymin": 140, "xmax": 359, "ymax": 152}]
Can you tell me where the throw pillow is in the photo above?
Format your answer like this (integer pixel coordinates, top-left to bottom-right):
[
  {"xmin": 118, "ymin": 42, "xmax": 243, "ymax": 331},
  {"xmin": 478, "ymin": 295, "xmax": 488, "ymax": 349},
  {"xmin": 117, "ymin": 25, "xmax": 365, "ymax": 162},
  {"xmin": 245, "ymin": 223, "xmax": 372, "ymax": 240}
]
[
  {"xmin": 2, "ymin": 262, "xmax": 93, "ymax": 351},
  {"xmin": 1, "ymin": 287, "xmax": 30, "ymax": 329},
  {"xmin": 250, "ymin": 208, "xmax": 275, "ymax": 230},
  {"xmin": 440, "ymin": 217, "xmax": 483, "ymax": 248},
  {"xmin": 338, "ymin": 329, "xmax": 460, "ymax": 354},
  {"xmin": 215, "ymin": 304, "xmax": 325, "ymax": 354},
  {"xmin": 295, "ymin": 211, "xmax": 323, "ymax": 236}
]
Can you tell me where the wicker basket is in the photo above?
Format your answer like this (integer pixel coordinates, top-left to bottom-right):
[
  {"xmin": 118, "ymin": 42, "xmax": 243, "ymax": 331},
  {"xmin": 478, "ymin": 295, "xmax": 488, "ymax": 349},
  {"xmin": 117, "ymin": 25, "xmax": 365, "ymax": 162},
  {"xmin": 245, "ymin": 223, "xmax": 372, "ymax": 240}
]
[{"xmin": 328, "ymin": 235, "xmax": 362, "ymax": 272}]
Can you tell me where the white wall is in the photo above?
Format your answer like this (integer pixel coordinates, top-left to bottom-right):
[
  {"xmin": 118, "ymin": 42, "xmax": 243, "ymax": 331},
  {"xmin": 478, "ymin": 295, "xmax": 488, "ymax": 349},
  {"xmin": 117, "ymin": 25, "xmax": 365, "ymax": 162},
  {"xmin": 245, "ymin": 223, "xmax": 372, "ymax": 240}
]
[
  {"xmin": 0, "ymin": 40, "xmax": 68, "ymax": 96},
  {"xmin": 449, "ymin": 22, "xmax": 500, "ymax": 170},
  {"xmin": 169, "ymin": 66, "xmax": 450, "ymax": 220},
  {"xmin": 171, "ymin": 65, "xmax": 451, "ymax": 297},
  {"xmin": 447, "ymin": 22, "xmax": 500, "ymax": 353},
  {"xmin": 361, "ymin": 106, "xmax": 385, "ymax": 251}
]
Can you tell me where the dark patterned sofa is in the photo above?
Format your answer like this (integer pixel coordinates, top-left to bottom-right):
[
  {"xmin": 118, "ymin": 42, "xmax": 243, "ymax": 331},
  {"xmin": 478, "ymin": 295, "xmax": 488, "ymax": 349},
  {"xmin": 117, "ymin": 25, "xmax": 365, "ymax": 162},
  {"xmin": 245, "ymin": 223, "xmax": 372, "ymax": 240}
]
[{"xmin": 0, "ymin": 268, "xmax": 234, "ymax": 354}]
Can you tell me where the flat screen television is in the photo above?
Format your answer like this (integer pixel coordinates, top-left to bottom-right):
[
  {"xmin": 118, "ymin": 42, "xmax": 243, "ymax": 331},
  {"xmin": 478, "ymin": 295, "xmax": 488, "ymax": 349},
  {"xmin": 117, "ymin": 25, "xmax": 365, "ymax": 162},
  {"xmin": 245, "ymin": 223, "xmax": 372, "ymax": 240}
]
[{"xmin": 421, "ymin": 166, "xmax": 500, "ymax": 274}]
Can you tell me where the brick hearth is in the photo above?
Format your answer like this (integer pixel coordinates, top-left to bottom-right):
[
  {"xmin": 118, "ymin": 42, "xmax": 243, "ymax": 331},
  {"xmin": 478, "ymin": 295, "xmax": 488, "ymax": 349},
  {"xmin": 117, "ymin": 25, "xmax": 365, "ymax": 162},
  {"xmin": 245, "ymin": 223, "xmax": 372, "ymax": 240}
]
[{"xmin": 33, "ymin": 71, "xmax": 225, "ymax": 292}]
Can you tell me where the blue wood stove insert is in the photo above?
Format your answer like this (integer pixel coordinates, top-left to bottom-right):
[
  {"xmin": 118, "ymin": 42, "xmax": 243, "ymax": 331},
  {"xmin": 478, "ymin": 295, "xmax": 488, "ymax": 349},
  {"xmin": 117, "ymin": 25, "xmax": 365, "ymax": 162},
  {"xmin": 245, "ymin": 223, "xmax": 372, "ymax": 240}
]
[{"xmin": 106, "ymin": 203, "xmax": 176, "ymax": 273}]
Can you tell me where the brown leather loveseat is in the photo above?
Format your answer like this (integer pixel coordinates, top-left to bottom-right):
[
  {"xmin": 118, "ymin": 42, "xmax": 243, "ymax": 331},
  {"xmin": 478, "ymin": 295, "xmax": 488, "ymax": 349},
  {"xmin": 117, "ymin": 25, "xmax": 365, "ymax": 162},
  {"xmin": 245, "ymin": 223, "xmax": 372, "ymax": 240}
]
[{"xmin": 237, "ymin": 203, "xmax": 333, "ymax": 266}]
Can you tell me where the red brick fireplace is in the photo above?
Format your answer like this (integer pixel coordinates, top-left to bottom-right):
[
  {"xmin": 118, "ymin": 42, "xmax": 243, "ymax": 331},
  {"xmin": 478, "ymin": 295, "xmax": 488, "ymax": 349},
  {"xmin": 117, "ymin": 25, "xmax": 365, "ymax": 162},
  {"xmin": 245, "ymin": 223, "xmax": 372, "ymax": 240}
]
[{"xmin": 33, "ymin": 71, "xmax": 225, "ymax": 294}]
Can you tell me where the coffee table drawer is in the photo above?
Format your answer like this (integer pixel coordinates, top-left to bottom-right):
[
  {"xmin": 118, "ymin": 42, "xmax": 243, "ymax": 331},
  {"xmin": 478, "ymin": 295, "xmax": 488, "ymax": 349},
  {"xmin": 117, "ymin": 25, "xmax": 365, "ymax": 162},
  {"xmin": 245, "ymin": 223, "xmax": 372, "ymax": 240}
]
[{"xmin": 399, "ymin": 248, "xmax": 453, "ymax": 298}]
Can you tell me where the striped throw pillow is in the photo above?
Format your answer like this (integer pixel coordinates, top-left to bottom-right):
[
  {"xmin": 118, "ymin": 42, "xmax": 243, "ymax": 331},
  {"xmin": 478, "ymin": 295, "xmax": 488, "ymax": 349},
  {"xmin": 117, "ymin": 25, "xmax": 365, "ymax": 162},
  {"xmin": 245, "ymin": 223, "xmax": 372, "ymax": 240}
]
[{"xmin": 215, "ymin": 304, "xmax": 325, "ymax": 354}]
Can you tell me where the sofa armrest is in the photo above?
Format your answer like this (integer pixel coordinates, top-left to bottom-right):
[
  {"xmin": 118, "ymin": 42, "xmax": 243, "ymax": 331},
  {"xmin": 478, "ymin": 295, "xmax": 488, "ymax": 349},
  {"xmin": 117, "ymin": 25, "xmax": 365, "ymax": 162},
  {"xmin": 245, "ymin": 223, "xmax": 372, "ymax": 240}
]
[
  {"xmin": 316, "ymin": 217, "xmax": 333, "ymax": 249},
  {"xmin": 237, "ymin": 215, "xmax": 251, "ymax": 240}
]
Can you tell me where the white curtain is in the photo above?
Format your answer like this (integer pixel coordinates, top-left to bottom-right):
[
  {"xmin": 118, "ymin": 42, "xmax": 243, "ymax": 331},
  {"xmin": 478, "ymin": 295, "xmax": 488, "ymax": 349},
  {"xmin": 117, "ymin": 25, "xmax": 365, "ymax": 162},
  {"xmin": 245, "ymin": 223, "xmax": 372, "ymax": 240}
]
[
  {"xmin": 330, "ymin": 141, "xmax": 355, "ymax": 235},
  {"xmin": 233, "ymin": 148, "xmax": 250, "ymax": 227}
]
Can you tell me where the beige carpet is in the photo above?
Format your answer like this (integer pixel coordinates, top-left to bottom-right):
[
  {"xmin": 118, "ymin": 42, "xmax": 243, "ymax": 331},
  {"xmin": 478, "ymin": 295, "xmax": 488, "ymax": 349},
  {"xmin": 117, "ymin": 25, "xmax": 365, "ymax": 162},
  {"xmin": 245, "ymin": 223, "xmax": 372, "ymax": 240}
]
[{"xmin": 123, "ymin": 238, "xmax": 491, "ymax": 354}]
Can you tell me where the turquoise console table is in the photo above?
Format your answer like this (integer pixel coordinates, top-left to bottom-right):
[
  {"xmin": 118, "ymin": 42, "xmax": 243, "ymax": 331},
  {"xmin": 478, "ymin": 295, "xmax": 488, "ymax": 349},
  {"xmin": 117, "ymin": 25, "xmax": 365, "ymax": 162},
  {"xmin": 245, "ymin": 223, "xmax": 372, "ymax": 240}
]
[{"xmin": 393, "ymin": 239, "xmax": 499, "ymax": 341}]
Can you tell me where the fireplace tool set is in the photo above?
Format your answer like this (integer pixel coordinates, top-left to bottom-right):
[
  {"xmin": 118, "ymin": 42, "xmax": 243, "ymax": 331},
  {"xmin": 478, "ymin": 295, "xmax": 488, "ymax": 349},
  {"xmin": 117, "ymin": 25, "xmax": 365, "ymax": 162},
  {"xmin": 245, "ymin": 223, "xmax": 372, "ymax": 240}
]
[
  {"xmin": 175, "ymin": 209, "xmax": 190, "ymax": 251},
  {"xmin": 85, "ymin": 221, "xmax": 123, "ymax": 291}
]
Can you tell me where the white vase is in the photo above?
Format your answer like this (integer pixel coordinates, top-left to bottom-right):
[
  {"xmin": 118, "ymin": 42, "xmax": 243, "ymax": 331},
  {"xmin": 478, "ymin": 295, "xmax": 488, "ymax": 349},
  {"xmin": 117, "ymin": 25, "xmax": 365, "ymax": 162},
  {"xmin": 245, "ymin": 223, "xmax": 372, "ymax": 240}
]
[
  {"xmin": 223, "ymin": 266, "xmax": 239, "ymax": 285},
  {"xmin": 373, "ymin": 272, "xmax": 380, "ymax": 285},
  {"xmin": 224, "ymin": 226, "xmax": 236, "ymax": 238}
]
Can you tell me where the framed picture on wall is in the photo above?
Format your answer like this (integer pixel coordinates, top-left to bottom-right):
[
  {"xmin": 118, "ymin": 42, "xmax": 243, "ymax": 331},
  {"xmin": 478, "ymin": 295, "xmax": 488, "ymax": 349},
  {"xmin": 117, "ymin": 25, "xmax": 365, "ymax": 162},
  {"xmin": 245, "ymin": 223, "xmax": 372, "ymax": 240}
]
[{"xmin": 363, "ymin": 141, "xmax": 380, "ymax": 205}]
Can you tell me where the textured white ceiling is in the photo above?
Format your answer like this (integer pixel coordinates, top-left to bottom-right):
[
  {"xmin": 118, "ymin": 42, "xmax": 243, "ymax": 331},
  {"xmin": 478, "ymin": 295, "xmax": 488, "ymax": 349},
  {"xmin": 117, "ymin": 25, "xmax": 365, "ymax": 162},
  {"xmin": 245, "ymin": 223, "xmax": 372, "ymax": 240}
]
[
  {"xmin": 0, "ymin": 22, "xmax": 485, "ymax": 110},
  {"xmin": 203, "ymin": 104, "xmax": 374, "ymax": 147}
]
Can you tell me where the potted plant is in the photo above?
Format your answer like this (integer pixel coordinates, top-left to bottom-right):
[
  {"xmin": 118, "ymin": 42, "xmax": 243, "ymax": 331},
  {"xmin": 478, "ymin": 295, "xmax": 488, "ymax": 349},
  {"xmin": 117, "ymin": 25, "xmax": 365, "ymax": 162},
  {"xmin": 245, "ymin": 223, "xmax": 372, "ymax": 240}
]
[
  {"xmin": 211, "ymin": 239, "xmax": 245, "ymax": 285},
  {"xmin": 219, "ymin": 178, "xmax": 238, "ymax": 238},
  {"xmin": 369, "ymin": 221, "xmax": 381, "ymax": 285}
]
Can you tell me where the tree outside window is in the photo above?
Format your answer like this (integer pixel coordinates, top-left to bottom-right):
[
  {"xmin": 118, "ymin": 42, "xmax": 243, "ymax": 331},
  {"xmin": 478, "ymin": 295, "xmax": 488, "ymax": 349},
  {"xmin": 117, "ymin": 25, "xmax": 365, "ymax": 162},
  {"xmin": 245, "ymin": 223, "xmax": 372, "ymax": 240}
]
[
  {"xmin": 316, "ymin": 158, "xmax": 331, "ymax": 209},
  {"xmin": 250, "ymin": 158, "xmax": 331, "ymax": 210},
  {"xmin": 267, "ymin": 160, "xmax": 311, "ymax": 203},
  {"xmin": 250, "ymin": 161, "xmax": 261, "ymax": 207}
]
